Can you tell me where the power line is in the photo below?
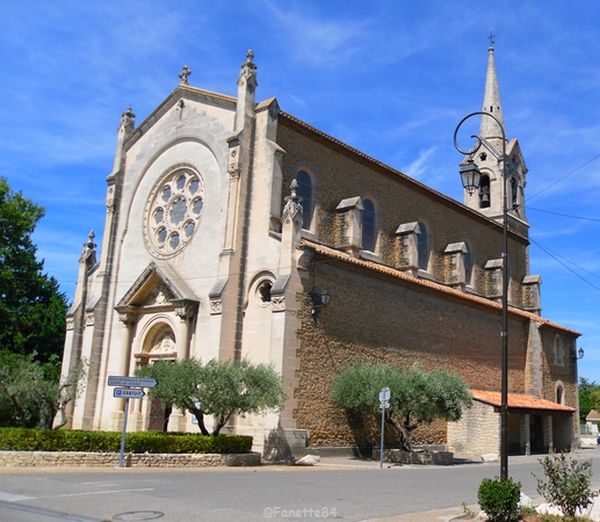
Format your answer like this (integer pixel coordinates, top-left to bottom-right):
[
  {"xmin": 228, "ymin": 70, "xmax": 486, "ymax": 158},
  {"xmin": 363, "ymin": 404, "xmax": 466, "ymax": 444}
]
[
  {"xmin": 528, "ymin": 152, "xmax": 600, "ymax": 201},
  {"xmin": 528, "ymin": 206, "xmax": 600, "ymax": 222},
  {"xmin": 530, "ymin": 236, "xmax": 600, "ymax": 282},
  {"xmin": 530, "ymin": 237, "xmax": 600, "ymax": 293}
]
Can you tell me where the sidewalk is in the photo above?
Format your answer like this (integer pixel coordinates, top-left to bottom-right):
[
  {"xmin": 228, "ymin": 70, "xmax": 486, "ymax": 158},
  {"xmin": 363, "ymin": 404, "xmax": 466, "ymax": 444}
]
[{"xmin": 360, "ymin": 505, "xmax": 471, "ymax": 521}]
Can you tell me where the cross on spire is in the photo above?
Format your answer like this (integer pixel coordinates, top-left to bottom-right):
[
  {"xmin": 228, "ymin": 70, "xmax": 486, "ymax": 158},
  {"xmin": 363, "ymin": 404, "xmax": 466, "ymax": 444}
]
[{"xmin": 178, "ymin": 65, "xmax": 192, "ymax": 85}]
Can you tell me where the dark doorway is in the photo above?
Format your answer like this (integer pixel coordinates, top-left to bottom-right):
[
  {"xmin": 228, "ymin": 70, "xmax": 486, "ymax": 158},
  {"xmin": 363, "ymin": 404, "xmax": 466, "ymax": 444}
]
[{"xmin": 530, "ymin": 415, "xmax": 544, "ymax": 453}]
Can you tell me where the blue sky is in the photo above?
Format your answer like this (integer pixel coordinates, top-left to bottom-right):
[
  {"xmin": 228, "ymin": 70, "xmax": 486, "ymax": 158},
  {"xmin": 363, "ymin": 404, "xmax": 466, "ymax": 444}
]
[{"xmin": 1, "ymin": 1, "xmax": 599, "ymax": 380}]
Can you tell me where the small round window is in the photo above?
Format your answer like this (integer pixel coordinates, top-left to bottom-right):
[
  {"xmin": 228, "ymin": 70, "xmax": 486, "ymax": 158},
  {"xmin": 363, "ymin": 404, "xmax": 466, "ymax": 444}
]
[{"xmin": 144, "ymin": 167, "xmax": 205, "ymax": 258}]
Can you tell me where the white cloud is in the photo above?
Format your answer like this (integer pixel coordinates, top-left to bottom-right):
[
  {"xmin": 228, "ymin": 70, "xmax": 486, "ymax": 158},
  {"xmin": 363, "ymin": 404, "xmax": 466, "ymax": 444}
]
[{"xmin": 403, "ymin": 146, "xmax": 437, "ymax": 180}]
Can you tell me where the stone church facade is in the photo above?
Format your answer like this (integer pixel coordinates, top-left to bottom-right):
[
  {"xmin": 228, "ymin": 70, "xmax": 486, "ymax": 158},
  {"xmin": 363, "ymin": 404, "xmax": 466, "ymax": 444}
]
[{"xmin": 61, "ymin": 46, "xmax": 580, "ymax": 456}]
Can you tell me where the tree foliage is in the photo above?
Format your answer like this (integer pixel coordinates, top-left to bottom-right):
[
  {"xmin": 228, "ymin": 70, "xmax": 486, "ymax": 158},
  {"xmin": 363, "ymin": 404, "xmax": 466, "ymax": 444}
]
[
  {"xmin": 0, "ymin": 350, "xmax": 85, "ymax": 429},
  {"xmin": 331, "ymin": 363, "xmax": 472, "ymax": 451},
  {"xmin": 580, "ymin": 377, "xmax": 600, "ymax": 423},
  {"xmin": 0, "ymin": 178, "xmax": 68, "ymax": 362},
  {"xmin": 137, "ymin": 359, "xmax": 285, "ymax": 436}
]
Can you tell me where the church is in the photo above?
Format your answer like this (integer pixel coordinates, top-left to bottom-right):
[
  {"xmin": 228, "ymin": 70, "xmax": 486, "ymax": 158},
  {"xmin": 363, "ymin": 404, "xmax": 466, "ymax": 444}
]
[{"xmin": 60, "ymin": 44, "xmax": 580, "ymax": 457}]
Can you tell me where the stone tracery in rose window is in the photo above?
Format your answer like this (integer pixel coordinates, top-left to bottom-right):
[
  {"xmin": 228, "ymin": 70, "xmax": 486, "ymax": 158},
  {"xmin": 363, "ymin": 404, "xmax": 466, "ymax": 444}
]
[{"xmin": 145, "ymin": 167, "xmax": 204, "ymax": 258}]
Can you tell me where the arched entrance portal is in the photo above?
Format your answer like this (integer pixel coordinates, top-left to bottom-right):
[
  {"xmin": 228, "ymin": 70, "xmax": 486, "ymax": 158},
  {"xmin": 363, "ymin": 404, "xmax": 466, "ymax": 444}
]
[{"xmin": 139, "ymin": 323, "xmax": 177, "ymax": 432}]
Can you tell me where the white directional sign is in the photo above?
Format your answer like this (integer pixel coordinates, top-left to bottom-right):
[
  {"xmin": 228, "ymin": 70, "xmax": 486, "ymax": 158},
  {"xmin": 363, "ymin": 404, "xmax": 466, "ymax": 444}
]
[
  {"xmin": 113, "ymin": 387, "xmax": 145, "ymax": 399},
  {"xmin": 379, "ymin": 386, "xmax": 391, "ymax": 403},
  {"xmin": 107, "ymin": 376, "xmax": 157, "ymax": 388}
]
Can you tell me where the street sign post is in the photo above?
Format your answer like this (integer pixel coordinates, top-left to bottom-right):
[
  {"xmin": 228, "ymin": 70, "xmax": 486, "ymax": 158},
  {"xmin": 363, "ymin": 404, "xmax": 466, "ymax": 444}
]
[
  {"xmin": 107, "ymin": 375, "xmax": 156, "ymax": 467},
  {"xmin": 379, "ymin": 386, "xmax": 391, "ymax": 469}
]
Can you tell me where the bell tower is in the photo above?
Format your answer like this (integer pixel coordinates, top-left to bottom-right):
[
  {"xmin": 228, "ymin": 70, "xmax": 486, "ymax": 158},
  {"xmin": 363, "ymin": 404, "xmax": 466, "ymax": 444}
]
[{"xmin": 464, "ymin": 38, "xmax": 529, "ymax": 236}]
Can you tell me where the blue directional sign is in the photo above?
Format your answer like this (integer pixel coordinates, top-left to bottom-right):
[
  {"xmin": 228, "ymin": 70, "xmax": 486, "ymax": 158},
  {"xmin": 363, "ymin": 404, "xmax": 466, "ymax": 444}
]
[{"xmin": 113, "ymin": 387, "xmax": 145, "ymax": 399}]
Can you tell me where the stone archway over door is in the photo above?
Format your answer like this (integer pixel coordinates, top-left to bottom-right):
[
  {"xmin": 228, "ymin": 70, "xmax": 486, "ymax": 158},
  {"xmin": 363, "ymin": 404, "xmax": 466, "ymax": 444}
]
[{"xmin": 141, "ymin": 324, "xmax": 177, "ymax": 432}]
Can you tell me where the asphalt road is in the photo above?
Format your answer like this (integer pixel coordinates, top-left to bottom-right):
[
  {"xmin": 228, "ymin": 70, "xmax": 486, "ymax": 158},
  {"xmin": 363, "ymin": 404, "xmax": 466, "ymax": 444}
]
[{"xmin": 1, "ymin": 448, "xmax": 600, "ymax": 522}]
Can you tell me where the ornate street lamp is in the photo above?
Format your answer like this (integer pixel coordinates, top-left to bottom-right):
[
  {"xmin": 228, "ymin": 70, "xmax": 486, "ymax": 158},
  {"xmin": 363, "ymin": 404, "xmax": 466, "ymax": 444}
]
[
  {"xmin": 454, "ymin": 111, "xmax": 510, "ymax": 480},
  {"xmin": 459, "ymin": 159, "xmax": 482, "ymax": 195}
]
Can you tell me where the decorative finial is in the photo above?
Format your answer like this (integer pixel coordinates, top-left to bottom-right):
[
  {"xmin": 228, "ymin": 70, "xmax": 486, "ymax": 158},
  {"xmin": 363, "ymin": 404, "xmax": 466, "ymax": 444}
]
[
  {"xmin": 120, "ymin": 106, "xmax": 135, "ymax": 128},
  {"xmin": 179, "ymin": 65, "xmax": 192, "ymax": 85},
  {"xmin": 488, "ymin": 32, "xmax": 495, "ymax": 50},
  {"xmin": 86, "ymin": 230, "xmax": 96, "ymax": 250},
  {"xmin": 287, "ymin": 179, "xmax": 299, "ymax": 203},
  {"xmin": 81, "ymin": 229, "xmax": 96, "ymax": 259},
  {"xmin": 246, "ymin": 49, "xmax": 254, "ymax": 64}
]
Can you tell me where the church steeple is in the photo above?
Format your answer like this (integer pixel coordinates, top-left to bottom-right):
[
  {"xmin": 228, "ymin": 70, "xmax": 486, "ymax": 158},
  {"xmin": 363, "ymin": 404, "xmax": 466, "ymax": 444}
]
[
  {"xmin": 480, "ymin": 34, "xmax": 504, "ymax": 141},
  {"xmin": 463, "ymin": 37, "xmax": 530, "ymax": 237}
]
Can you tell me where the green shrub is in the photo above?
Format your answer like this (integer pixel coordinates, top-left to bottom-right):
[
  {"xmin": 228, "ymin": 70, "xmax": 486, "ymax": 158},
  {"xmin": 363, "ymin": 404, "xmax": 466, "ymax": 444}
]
[
  {"xmin": 477, "ymin": 477, "xmax": 521, "ymax": 522},
  {"xmin": 0, "ymin": 428, "xmax": 252, "ymax": 454},
  {"xmin": 535, "ymin": 453, "xmax": 598, "ymax": 518}
]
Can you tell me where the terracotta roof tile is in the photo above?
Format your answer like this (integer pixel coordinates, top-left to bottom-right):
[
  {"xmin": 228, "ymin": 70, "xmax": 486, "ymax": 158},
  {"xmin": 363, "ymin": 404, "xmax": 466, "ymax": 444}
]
[
  {"xmin": 586, "ymin": 409, "xmax": 600, "ymax": 421},
  {"xmin": 300, "ymin": 239, "xmax": 580, "ymax": 336},
  {"xmin": 470, "ymin": 390, "xmax": 575, "ymax": 412}
]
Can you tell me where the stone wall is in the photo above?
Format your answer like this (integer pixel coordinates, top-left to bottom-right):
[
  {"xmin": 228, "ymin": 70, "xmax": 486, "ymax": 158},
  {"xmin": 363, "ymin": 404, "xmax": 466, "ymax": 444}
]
[
  {"xmin": 0, "ymin": 451, "xmax": 261, "ymax": 468},
  {"xmin": 447, "ymin": 400, "xmax": 500, "ymax": 456},
  {"xmin": 294, "ymin": 260, "xmax": 529, "ymax": 447},
  {"xmin": 373, "ymin": 449, "xmax": 454, "ymax": 465},
  {"xmin": 277, "ymin": 118, "xmax": 529, "ymax": 304}
]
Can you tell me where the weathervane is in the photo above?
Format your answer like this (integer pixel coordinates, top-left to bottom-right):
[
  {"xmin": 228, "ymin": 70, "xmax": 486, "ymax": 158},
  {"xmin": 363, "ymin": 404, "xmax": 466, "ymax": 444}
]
[{"xmin": 488, "ymin": 32, "xmax": 495, "ymax": 49}]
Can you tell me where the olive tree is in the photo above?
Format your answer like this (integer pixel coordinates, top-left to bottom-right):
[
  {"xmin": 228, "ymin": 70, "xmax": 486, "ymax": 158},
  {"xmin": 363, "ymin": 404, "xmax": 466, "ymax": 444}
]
[
  {"xmin": 331, "ymin": 363, "xmax": 472, "ymax": 451},
  {"xmin": 138, "ymin": 359, "xmax": 285, "ymax": 435},
  {"xmin": 0, "ymin": 350, "xmax": 85, "ymax": 429}
]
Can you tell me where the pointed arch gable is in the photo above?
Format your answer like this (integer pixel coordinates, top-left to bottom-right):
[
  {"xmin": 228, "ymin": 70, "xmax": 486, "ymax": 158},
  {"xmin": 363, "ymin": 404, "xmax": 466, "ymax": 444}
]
[{"xmin": 115, "ymin": 262, "xmax": 199, "ymax": 319}]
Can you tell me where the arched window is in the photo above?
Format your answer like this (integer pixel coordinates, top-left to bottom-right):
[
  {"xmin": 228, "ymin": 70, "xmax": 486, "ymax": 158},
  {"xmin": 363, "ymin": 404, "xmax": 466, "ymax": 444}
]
[
  {"xmin": 464, "ymin": 246, "xmax": 473, "ymax": 286},
  {"xmin": 510, "ymin": 177, "xmax": 518, "ymax": 209},
  {"xmin": 479, "ymin": 175, "xmax": 491, "ymax": 208},
  {"xmin": 362, "ymin": 199, "xmax": 376, "ymax": 252},
  {"xmin": 296, "ymin": 171, "xmax": 313, "ymax": 229},
  {"xmin": 418, "ymin": 223, "xmax": 429, "ymax": 270},
  {"xmin": 556, "ymin": 383, "xmax": 564, "ymax": 405}
]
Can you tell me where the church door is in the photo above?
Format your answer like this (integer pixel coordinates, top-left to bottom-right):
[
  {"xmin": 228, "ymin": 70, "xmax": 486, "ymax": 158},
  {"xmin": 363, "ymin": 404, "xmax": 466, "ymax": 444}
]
[{"xmin": 148, "ymin": 399, "xmax": 172, "ymax": 432}]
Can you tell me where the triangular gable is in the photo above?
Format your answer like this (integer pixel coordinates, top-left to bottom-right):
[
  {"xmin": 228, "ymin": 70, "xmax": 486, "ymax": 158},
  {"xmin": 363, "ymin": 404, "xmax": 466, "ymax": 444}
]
[
  {"xmin": 506, "ymin": 138, "xmax": 528, "ymax": 174},
  {"xmin": 124, "ymin": 84, "xmax": 237, "ymax": 151},
  {"xmin": 115, "ymin": 262, "xmax": 198, "ymax": 309}
]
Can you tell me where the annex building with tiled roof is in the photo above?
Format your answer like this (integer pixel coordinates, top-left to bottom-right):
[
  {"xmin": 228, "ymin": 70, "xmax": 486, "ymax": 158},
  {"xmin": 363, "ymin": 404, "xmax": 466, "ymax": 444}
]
[{"xmin": 60, "ymin": 46, "xmax": 581, "ymax": 457}]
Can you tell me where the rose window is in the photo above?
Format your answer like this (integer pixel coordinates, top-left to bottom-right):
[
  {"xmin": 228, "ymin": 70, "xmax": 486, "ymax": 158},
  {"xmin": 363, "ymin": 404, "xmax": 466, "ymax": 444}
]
[{"xmin": 145, "ymin": 167, "xmax": 204, "ymax": 258}]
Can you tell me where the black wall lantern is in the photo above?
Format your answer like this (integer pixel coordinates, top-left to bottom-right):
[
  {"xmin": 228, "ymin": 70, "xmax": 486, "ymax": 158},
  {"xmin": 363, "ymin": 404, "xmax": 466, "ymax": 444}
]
[{"xmin": 310, "ymin": 290, "xmax": 332, "ymax": 323}]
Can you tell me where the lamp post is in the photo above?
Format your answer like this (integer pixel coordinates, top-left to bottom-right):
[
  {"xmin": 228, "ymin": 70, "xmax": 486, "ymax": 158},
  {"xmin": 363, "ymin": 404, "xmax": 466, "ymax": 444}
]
[{"xmin": 454, "ymin": 111, "xmax": 510, "ymax": 480}]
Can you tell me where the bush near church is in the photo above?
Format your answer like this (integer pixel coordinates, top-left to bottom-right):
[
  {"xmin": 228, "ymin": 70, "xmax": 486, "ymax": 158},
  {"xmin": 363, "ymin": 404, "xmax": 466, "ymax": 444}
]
[{"xmin": 0, "ymin": 428, "xmax": 252, "ymax": 454}]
